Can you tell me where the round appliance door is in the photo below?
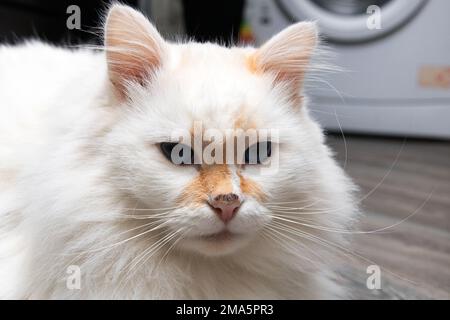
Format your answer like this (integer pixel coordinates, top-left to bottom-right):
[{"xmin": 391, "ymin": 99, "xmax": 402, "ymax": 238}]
[{"xmin": 276, "ymin": 0, "xmax": 428, "ymax": 42}]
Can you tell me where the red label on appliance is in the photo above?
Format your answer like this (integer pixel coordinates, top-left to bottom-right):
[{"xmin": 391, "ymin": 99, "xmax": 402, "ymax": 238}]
[{"xmin": 419, "ymin": 66, "xmax": 450, "ymax": 89}]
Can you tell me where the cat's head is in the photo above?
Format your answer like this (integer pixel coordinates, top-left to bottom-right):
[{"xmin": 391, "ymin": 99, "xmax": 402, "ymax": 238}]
[{"xmin": 101, "ymin": 5, "xmax": 352, "ymax": 257}]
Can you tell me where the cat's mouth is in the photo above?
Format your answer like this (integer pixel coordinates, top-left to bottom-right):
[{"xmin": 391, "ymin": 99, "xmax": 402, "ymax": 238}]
[
  {"xmin": 181, "ymin": 229, "xmax": 251, "ymax": 255},
  {"xmin": 198, "ymin": 230, "xmax": 239, "ymax": 242}
]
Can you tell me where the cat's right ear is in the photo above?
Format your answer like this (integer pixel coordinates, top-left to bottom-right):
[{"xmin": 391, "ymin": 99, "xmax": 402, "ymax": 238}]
[{"xmin": 104, "ymin": 5, "xmax": 166, "ymax": 100}]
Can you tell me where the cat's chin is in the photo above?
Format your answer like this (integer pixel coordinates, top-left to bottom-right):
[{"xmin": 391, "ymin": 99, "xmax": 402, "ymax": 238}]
[{"xmin": 180, "ymin": 230, "xmax": 252, "ymax": 257}]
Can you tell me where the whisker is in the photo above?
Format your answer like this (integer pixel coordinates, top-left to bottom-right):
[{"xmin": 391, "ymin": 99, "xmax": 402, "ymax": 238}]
[
  {"xmin": 121, "ymin": 206, "xmax": 182, "ymax": 211},
  {"xmin": 261, "ymin": 227, "xmax": 321, "ymax": 268},
  {"xmin": 269, "ymin": 221, "xmax": 418, "ymax": 285},
  {"xmin": 155, "ymin": 227, "xmax": 191, "ymax": 271},
  {"xmin": 271, "ymin": 190, "xmax": 433, "ymax": 235},
  {"xmin": 263, "ymin": 197, "xmax": 326, "ymax": 206},
  {"xmin": 116, "ymin": 229, "xmax": 185, "ymax": 293}
]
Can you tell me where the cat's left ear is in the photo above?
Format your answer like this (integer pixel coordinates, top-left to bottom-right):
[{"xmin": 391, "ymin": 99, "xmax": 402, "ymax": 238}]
[
  {"xmin": 250, "ymin": 22, "xmax": 318, "ymax": 104},
  {"xmin": 104, "ymin": 5, "xmax": 167, "ymax": 100}
]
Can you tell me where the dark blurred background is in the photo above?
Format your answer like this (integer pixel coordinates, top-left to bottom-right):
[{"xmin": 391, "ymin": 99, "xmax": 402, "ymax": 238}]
[
  {"xmin": 0, "ymin": 0, "xmax": 245, "ymax": 45},
  {"xmin": 0, "ymin": 0, "xmax": 119, "ymax": 44}
]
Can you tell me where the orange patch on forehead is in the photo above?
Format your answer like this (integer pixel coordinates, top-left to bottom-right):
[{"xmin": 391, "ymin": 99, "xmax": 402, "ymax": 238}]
[{"xmin": 177, "ymin": 164, "xmax": 233, "ymax": 206}]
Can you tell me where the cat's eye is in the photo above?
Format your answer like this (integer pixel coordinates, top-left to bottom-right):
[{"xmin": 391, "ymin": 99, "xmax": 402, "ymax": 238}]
[
  {"xmin": 244, "ymin": 141, "xmax": 271, "ymax": 165},
  {"xmin": 160, "ymin": 142, "xmax": 195, "ymax": 165}
]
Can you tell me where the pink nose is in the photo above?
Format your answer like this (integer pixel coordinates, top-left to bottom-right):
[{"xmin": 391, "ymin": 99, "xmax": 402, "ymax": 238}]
[{"xmin": 209, "ymin": 193, "xmax": 241, "ymax": 223}]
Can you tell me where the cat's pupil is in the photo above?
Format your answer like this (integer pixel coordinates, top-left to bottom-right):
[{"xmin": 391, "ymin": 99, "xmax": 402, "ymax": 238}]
[{"xmin": 244, "ymin": 141, "xmax": 272, "ymax": 165}]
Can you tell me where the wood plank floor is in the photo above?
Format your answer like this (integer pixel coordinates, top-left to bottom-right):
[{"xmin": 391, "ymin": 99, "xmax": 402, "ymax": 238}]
[{"xmin": 325, "ymin": 134, "xmax": 450, "ymax": 299}]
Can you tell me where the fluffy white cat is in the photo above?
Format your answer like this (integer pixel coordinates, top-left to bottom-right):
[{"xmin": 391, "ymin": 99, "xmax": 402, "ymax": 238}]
[{"xmin": 0, "ymin": 5, "xmax": 357, "ymax": 299}]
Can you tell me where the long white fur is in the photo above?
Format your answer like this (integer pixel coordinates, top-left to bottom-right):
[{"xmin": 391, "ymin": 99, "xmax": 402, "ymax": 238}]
[{"xmin": 0, "ymin": 5, "xmax": 358, "ymax": 299}]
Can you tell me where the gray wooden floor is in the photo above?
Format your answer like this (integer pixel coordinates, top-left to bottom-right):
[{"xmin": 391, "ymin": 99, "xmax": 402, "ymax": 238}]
[{"xmin": 325, "ymin": 134, "xmax": 450, "ymax": 299}]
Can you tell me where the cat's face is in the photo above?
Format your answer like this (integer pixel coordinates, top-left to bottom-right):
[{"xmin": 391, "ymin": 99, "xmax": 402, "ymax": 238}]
[{"xmin": 103, "ymin": 5, "xmax": 331, "ymax": 256}]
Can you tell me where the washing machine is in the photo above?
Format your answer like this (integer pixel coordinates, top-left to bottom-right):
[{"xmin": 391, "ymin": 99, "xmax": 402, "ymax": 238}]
[{"xmin": 244, "ymin": 0, "xmax": 450, "ymax": 139}]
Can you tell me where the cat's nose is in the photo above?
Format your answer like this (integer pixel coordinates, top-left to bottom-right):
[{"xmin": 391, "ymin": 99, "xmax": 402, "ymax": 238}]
[{"xmin": 209, "ymin": 193, "xmax": 241, "ymax": 223}]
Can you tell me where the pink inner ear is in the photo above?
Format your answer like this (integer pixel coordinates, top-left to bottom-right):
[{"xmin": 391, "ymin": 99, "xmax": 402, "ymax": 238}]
[
  {"xmin": 104, "ymin": 5, "xmax": 166, "ymax": 99},
  {"xmin": 250, "ymin": 22, "xmax": 317, "ymax": 105}
]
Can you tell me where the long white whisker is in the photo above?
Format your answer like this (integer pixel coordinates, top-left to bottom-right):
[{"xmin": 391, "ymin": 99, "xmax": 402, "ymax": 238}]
[{"xmin": 270, "ymin": 221, "xmax": 418, "ymax": 285}]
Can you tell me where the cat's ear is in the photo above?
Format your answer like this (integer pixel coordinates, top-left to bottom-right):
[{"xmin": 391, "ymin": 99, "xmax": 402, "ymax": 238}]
[
  {"xmin": 104, "ymin": 5, "xmax": 166, "ymax": 99},
  {"xmin": 251, "ymin": 22, "xmax": 317, "ymax": 104}
]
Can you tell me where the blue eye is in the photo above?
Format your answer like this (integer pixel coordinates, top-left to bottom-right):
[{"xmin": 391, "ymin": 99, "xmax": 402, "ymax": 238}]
[
  {"xmin": 244, "ymin": 141, "xmax": 272, "ymax": 164},
  {"xmin": 160, "ymin": 143, "xmax": 195, "ymax": 165}
]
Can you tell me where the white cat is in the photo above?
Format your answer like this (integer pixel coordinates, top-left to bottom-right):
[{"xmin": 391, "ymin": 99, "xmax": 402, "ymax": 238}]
[{"xmin": 0, "ymin": 5, "xmax": 357, "ymax": 299}]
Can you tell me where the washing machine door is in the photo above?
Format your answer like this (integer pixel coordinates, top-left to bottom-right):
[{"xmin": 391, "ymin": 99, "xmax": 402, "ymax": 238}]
[{"xmin": 276, "ymin": 0, "xmax": 428, "ymax": 42}]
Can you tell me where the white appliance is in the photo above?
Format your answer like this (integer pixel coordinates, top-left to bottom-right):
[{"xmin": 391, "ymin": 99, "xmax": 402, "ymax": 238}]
[{"xmin": 245, "ymin": 0, "xmax": 450, "ymax": 139}]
